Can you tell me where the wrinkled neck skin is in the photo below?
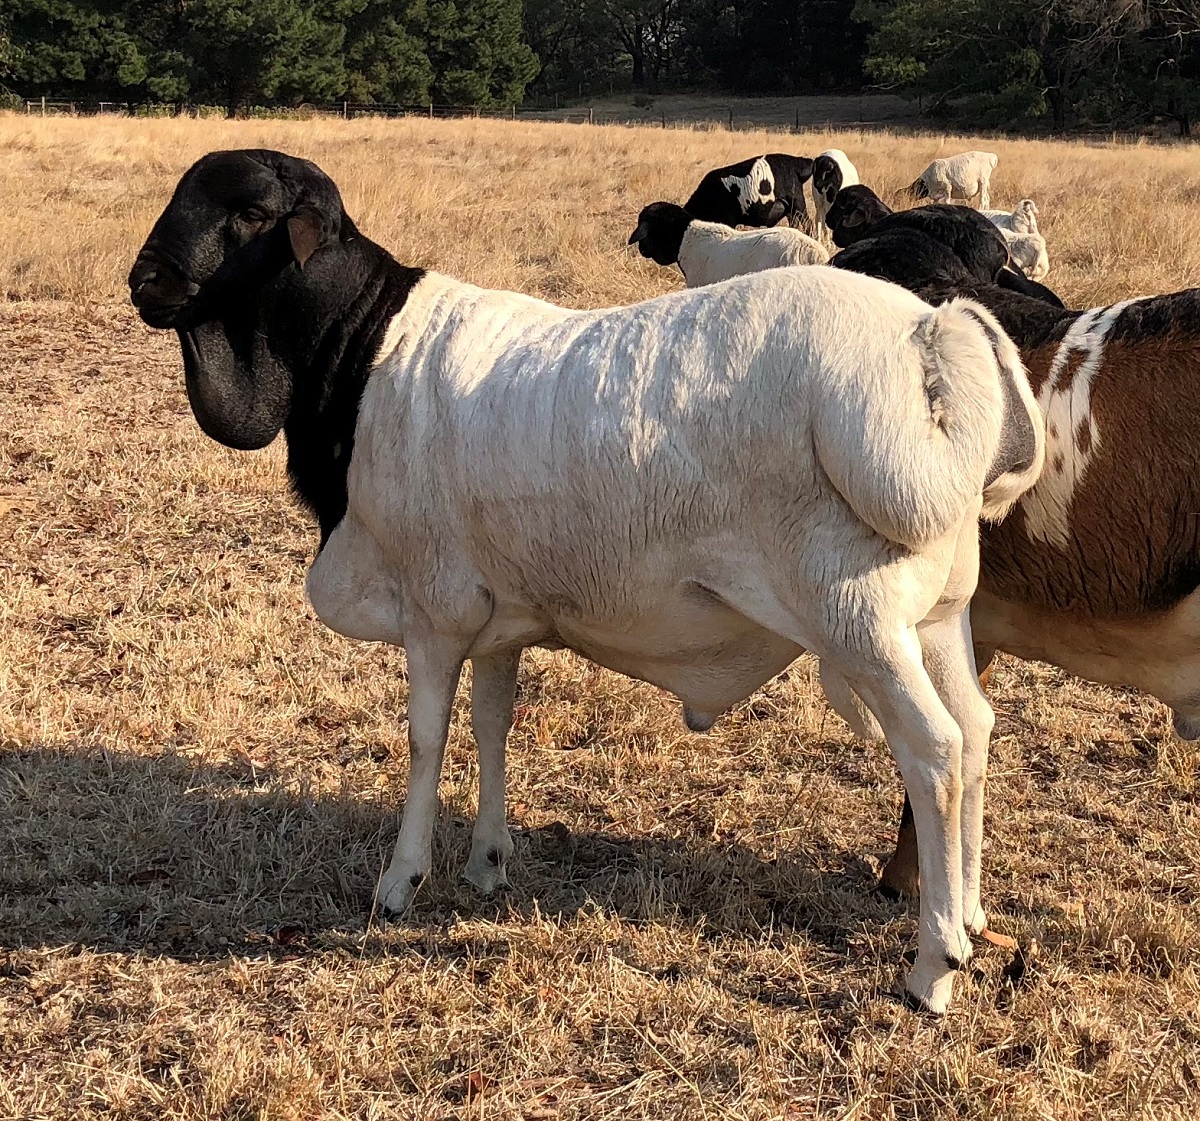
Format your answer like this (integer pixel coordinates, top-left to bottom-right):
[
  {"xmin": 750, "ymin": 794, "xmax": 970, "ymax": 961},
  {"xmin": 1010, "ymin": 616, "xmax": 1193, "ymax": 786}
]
[
  {"xmin": 177, "ymin": 236, "xmax": 422, "ymax": 543},
  {"xmin": 179, "ymin": 310, "xmax": 292, "ymax": 451}
]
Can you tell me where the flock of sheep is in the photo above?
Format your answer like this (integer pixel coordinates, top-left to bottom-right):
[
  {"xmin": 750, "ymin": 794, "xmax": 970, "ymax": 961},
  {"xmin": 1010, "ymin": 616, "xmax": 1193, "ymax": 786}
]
[
  {"xmin": 630, "ymin": 148, "xmax": 1050, "ymax": 287},
  {"xmin": 124, "ymin": 142, "xmax": 1199, "ymax": 1017}
]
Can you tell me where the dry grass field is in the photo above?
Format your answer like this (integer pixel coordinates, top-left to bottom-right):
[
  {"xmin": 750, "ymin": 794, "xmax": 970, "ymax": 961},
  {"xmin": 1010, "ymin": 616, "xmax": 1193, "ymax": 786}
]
[{"xmin": 2, "ymin": 114, "xmax": 1199, "ymax": 1120}]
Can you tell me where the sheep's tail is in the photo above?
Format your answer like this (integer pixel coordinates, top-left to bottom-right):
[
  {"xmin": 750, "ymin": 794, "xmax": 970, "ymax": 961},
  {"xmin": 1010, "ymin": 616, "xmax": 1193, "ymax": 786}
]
[
  {"xmin": 907, "ymin": 176, "xmax": 929, "ymax": 199},
  {"xmin": 815, "ymin": 299, "xmax": 1016, "ymax": 551}
]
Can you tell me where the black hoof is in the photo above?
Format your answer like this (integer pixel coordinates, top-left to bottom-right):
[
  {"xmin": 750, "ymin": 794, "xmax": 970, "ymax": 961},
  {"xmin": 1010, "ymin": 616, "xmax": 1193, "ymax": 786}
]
[
  {"xmin": 901, "ymin": 988, "xmax": 944, "ymax": 1018},
  {"xmin": 877, "ymin": 880, "xmax": 903, "ymax": 902}
]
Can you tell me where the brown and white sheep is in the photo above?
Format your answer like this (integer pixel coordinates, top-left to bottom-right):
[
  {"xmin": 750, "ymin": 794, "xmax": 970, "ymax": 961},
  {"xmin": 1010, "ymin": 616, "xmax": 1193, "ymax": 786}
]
[{"xmin": 879, "ymin": 284, "xmax": 1200, "ymax": 897}]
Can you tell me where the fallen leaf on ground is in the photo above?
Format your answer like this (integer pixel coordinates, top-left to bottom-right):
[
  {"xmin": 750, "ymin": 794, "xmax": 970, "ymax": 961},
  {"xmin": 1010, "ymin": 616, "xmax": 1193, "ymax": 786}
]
[{"xmin": 980, "ymin": 928, "xmax": 1019, "ymax": 950}]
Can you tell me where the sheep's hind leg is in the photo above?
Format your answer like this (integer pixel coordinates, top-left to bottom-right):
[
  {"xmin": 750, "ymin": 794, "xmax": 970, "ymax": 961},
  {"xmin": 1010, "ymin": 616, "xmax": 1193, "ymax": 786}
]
[
  {"xmin": 462, "ymin": 649, "xmax": 521, "ymax": 894},
  {"xmin": 879, "ymin": 641, "xmax": 996, "ymax": 901},
  {"xmin": 377, "ymin": 637, "xmax": 467, "ymax": 916},
  {"xmin": 844, "ymin": 628, "xmax": 969, "ymax": 1016},
  {"xmin": 879, "ymin": 794, "xmax": 921, "ymax": 900},
  {"xmin": 918, "ymin": 611, "xmax": 993, "ymax": 938}
]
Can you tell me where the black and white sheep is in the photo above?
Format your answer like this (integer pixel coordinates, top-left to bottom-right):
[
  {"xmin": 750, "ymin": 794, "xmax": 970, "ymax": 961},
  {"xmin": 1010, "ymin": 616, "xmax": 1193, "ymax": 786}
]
[
  {"xmin": 130, "ymin": 148, "xmax": 1045, "ymax": 1015},
  {"xmin": 683, "ymin": 153, "xmax": 814, "ymax": 229},
  {"xmin": 811, "ymin": 149, "xmax": 859, "ymax": 241},
  {"xmin": 628, "ymin": 200, "xmax": 828, "ymax": 286}
]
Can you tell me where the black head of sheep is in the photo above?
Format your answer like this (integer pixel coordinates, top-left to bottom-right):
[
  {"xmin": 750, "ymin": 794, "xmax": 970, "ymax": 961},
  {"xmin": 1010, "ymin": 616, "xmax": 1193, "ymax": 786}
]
[
  {"xmin": 824, "ymin": 185, "xmax": 894, "ymax": 248},
  {"xmin": 628, "ymin": 201, "xmax": 694, "ymax": 266},
  {"xmin": 130, "ymin": 149, "xmax": 347, "ymax": 333},
  {"xmin": 129, "ymin": 148, "xmax": 421, "ymax": 537}
]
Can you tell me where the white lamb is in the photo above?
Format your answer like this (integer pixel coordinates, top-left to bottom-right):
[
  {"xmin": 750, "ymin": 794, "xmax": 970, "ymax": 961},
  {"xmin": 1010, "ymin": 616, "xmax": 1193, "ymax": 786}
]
[
  {"xmin": 1001, "ymin": 229, "xmax": 1050, "ymax": 281},
  {"xmin": 628, "ymin": 201, "xmax": 828, "ymax": 286},
  {"xmin": 135, "ymin": 149, "xmax": 1047, "ymax": 1016},
  {"xmin": 982, "ymin": 199, "xmax": 1039, "ymax": 235},
  {"xmin": 910, "ymin": 151, "xmax": 999, "ymax": 209}
]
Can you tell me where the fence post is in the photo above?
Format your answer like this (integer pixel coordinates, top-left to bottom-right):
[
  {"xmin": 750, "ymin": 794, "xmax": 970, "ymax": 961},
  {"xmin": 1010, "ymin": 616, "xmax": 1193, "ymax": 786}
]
[
  {"xmin": 795, "ymin": 108, "xmax": 800, "ymax": 133},
  {"xmin": 41, "ymin": 95, "xmax": 47, "ymax": 117},
  {"xmin": 429, "ymin": 103, "xmax": 433, "ymax": 118},
  {"xmin": 511, "ymin": 105, "xmax": 516, "ymax": 120},
  {"xmin": 661, "ymin": 110, "xmax": 666, "ymax": 128},
  {"xmin": 728, "ymin": 107, "xmax": 733, "ymax": 130},
  {"xmin": 589, "ymin": 107, "xmax": 594, "ymax": 125},
  {"xmin": 343, "ymin": 101, "xmax": 348, "ymax": 120}
]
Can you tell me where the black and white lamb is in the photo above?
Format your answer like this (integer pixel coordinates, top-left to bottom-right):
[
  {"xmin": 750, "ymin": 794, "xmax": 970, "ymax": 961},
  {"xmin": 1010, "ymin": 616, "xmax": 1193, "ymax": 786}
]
[{"xmin": 811, "ymin": 149, "xmax": 859, "ymax": 241}]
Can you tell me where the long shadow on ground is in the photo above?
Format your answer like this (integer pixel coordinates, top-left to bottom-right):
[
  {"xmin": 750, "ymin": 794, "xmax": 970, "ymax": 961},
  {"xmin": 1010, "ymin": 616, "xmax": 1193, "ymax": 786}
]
[{"xmin": 1, "ymin": 745, "xmax": 899, "ymax": 963}]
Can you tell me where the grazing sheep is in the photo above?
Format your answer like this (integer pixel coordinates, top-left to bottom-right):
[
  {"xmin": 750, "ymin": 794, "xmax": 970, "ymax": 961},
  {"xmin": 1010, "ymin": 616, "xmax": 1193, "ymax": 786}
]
[
  {"xmin": 1000, "ymin": 229, "xmax": 1051, "ymax": 281},
  {"xmin": 683, "ymin": 153, "xmax": 814, "ymax": 230},
  {"xmin": 811, "ymin": 149, "xmax": 859, "ymax": 241},
  {"xmin": 909, "ymin": 151, "xmax": 999, "ymax": 209},
  {"xmin": 826, "ymin": 185, "xmax": 1064, "ymax": 307},
  {"xmin": 130, "ymin": 148, "xmax": 1045, "ymax": 1015},
  {"xmin": 628, "ymin": 200, "xmax": 828, "ymax": 287},
  {"xmin": 819, "ymin": 280, "xmax": 1200, "ymax": 899},
  {"xmin": 983, "ymin": 199, "xmax": 1039, "ymax": 235}
]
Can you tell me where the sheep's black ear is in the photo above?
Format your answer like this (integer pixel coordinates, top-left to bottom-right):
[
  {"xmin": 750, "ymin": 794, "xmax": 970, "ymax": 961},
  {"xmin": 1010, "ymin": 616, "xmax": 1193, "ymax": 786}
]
[
  {"xmin": 286, "ymin": 204, "xmax": 328, "ymax": 269},
  {"xmin": 842, "ymin": 207, "xmax": 867, "ymax": 229},
  {"xmin": 628, "ymin": 221, "xmax": 652, "ymax": 246}
]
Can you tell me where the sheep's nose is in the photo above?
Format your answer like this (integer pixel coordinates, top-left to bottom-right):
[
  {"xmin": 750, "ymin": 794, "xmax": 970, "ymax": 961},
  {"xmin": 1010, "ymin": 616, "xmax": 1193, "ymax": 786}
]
[
  {"xmin": 129, "ymin": 258, "xmax": 159, "ymax": 294},
  {"xmin": 128, "ymin": 249, "xmax": 197, "ymax": 309}
]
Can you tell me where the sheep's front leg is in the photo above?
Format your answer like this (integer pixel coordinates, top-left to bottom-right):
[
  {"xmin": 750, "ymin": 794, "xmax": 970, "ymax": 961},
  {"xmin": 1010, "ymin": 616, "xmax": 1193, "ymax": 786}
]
[
  {"xmin": 849, "ymin": 629, "xmax": 968, "ymax": 1016},
  {"xmin": 919, "ymin": 610, "xmax": 993, "ymax": 937},
  {"xmin": 377, "ymin": 639, "xmax": 466, "ymax": 916},
  {"xmin": 462, "ymin": 648, "xmax": 521, "ymax": 894}
]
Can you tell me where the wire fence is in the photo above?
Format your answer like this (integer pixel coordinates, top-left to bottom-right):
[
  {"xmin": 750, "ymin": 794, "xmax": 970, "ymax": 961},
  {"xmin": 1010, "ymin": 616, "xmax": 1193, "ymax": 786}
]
[{"xmin": 16, "ymin": 96, "xmax": 903, "ymax": 134}]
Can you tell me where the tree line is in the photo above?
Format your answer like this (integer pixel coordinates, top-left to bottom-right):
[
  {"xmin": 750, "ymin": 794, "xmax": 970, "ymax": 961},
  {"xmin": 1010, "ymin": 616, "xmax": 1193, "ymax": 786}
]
[
  {"xmin": 859, "ymin": 0, "xmax": 1200, "ymax": 135},
  {"xmin": 2, "ymin": 1, "xmax": 1200, "ymax": 134},
  {"xmin": 0, "ymin": 0, "xmax": 538, "ymax": 113}
]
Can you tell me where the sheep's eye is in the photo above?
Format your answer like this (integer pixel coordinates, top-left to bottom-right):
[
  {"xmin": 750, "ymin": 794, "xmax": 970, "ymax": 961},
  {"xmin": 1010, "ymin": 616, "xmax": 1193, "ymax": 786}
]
[{"xmin": 238, "ymin": 206, "xmax": 271, "ymax": 224}]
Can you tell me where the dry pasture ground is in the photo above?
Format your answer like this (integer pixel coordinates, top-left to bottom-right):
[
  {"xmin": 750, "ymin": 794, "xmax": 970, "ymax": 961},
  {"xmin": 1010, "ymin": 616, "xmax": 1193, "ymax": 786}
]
[{"xmin": 1, "ymin": 115, "xmax": 1199, "ymax": 1120}]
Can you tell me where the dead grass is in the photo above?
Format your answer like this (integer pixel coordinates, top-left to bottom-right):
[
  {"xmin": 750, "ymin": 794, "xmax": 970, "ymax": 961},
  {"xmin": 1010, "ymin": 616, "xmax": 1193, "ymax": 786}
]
[{"xmin": 1, "ymin": 114, "xmax": 1199, "ymax": 1120}]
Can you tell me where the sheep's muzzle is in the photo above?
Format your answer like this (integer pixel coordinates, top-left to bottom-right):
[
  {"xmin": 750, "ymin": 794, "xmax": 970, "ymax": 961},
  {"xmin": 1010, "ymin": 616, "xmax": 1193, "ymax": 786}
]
[{"xmin": 129, "ymin": 248, "xmax": 201, "ymax": 328}]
